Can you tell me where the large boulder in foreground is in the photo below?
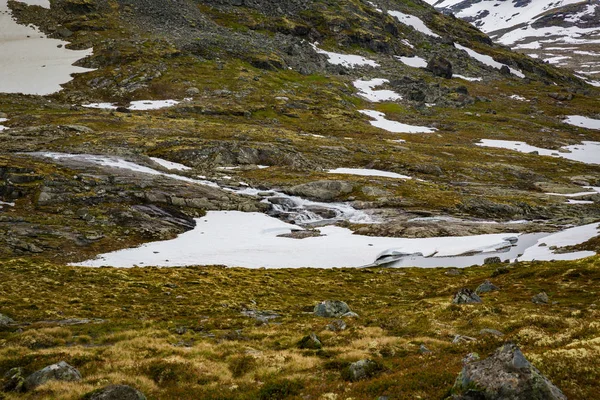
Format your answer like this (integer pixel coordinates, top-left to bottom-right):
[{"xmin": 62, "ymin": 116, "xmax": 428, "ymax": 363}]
[
  {"xmin": 23, "ymin": 361, "xmax": 82, "ymax": 391},
  {"xmin": 314, "ymin": 300, "xmax": 352, "ymax": 317},
  {"xmin": 451, "ymin": 343, "xmax": 566, "ymax": 400},
  {"xmin": 285, "ymin": 180, "xmax": 353, "ymax": 201},
  {"xmin": 85, "ymin": 384, "xmax": 147, "ymax": 400}
]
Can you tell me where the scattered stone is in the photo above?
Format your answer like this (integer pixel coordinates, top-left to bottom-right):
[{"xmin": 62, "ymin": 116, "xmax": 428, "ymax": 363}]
[
  {"xmin": 185, "ymin": 87, "xmax": 200, "ymax": 96},
  {"xmin": 0, "ymin": 313, "xmax": 15, "ymax": 326},
  {"xmin": 491, "ymin": 266, "xmax": 509, "ymax": 277},
  {"xmin": 452, "ymin": 288, "xmax": 482, "ymax": 304},
  {"xmin": 532, "ymin": 291, "xmax": 549, "ymax": 304},
  {"xmin": 419, "ymin": 344, "xmax": 432, "ymax": 354},
  {"xmin": 483, "ymin": 256, "xmax": 502, "ymax": 265},
  {"xmin": 326, "ymin": 319, "xmax": 347, "ymax": 332},
  {"xmin": 86, "ymin": 384, "xmax": 147, "ymax": 400},
  {"xmin": 241, "ymin": 308, "xmax": 279, "ymax": 323},
  {"xmin": 24, "ymin": 361, "xmax": 82, "ymax": 391},
  {"xmin": 314, "ymin": 300, "xmax": 352, "ymax": 318},
  {"xmin": 427, "ymin": 56, "xmax": 453, "ymax": 78},
  {"xmin": 343, "ymin": 359, "xmax": 382, "ymax": 381},
  {"xmin": 451, "ymin": 343, "xmax": 566, "ymax": 399},
  {"xmin": 2, "ymin": 367, "xmax": 25, "ymax": 392},
  {"xmin": 445, "ymin": 268, "xmax": 462, "ymax": 276},
  {"xmin": 298, "ymin": 332, "xmax": 322, "ymax": 349},
  {"xmin": 462, "ymin": 352, "xmax": 480, "ymax": 365},
  {"xmin": 453, "ymin": 335, "xmax": 477, "ymax": 344},
  {"xmin": 479, "ymin": 328, "xmax": 504, "ymax": 337},
  {"xmin": 475, "ymin": 280, "xmax": 499, "ymax": 294}
]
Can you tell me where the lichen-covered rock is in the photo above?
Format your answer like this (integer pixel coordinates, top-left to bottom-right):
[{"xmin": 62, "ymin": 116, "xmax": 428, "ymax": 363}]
[
  {"xmin": 326, "ymin": 319, "xmax": 347, "ymax": 332},
  {"xmin": 451, "ymin": 343, "xmax": 566, "ymax": 400},
  {"xmin": 314, "ymin": 300, "xmax": 352, "ymax": 317},
  {"xmin": 343, "ymin": 359, "xmax": 382, "ymax": 381},
  {"xmin": 0, "ymin": 313, "xmax": 14, "ymax": 326},
  {"xmin": 85, "ymin": 384, "xmax": 147, "ymax": 400},
  {"xmin": 2, "ymin": 367, "xmax": 25, "ymax": 392},
  {"xmin": 476, "ymin": 280, "xmax": 499, "ymax": 294},
  {"xmin": 452, "ymin": 288, "xmax": 482, "ymax": 304},
  {"xmin": 297, "ymin": 332, "xmax": 322, "ymax": 349},
  {"xmin": 483, "ymin": 256, "xmax": 502, "ymax": 265},
  {"xmin": 532, "ymin": 291, "xmax": 549, "ymax": 304},
  {"xmin": 23, "ymin": 361, "xmax": 82, "ymax": 391}
]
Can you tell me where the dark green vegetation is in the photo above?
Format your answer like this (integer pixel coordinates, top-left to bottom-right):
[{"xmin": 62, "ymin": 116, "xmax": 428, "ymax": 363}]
[{"xmin": 1, "ymin": 258, "xmax": 600, "ymax": 399}]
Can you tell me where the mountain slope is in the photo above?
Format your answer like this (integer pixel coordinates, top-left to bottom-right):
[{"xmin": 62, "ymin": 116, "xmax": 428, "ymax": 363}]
[{"xmin": 426, "ymin": 0, "xmax": 600, "ymax": 79}]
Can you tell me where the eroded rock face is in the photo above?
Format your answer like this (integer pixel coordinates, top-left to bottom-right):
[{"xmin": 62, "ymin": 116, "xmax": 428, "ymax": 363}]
[
  {"xmin": 86, "ymin": 384, "xmax": 147, "ymax": 400},
  {"xmin": 451, "ymin": 343, "xmax": 566, "ymax": 400},
  {"xmin": 23, "ymin": 361, "xmax": 82, "ymax": 391}
]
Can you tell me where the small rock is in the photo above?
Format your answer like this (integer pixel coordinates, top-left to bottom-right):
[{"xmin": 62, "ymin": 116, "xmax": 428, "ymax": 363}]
[
  {"xmin": 532, "ymin": 291, "xmax": 549, "ymax": 304},
  {"xmin": 185, "ymin": 87, "xmax": 200, "ymax": 96},
  {"xmin": 452, "ymin": 288, "xmax": 482, "ymax": 304},
  {"xmin": 314, "ymin": 300, "xmax": 352, "ymax": 318},
  {"xmin": 86, "ymin": 384, "xmax": 147, "ymax": 400},
  {"xmin": 0, "ymin": 313, "xmax": 15, "ymax": 326},
  {"xmin": 298, "ymin": 332, "xmax": 322, "ymax": 349},
  {"xmin": 24, "ymin": 361, "xmax": 82, "ymax": 391},
  {"xmin": 445, "ymin": 268, "xmax": 462, "ymax": 276},
  {"xmin": 326, "ymin": 319, "xmax": 347, "ymax": 332},
  {"xmin": 343, "ymin": 359, "xmax": 382, "ymax": 381},
  {"xmin": 483, "ymin": 256, "xmax": 502, "ymax": 265},
  {"xmin": 479, "ymin": 328, "xmax": 504, "ymax": 337},
  {"xmin": 427, "ymin": 56, "xmax": 453, "ymax": 78},
  {"xmin": 451, "ymin": 343, "xmax": 566, "ymax": 399},
  {"xmin": 2, "ymin": 367, "xmax": 25, "ymax": 392},
  {"xmin": 475, "ymin": 280, "xmax": 499, "ymax": 294},
  {"xmin": 419, "ymin": 344, "xmax": 432, "ymax": 354}
]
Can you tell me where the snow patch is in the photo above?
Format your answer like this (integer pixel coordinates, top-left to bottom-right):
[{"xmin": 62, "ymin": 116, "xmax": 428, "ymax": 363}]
[
  {"xmin": 396, "ymin": 55, "xmax": 427, "ymax": 68},
  {"xmin": 311, "ymin": 43, "xmax": 379, "ymax": 68},
  {"xmin": 388, "ymin": 10, "xmax": 440, "ymax": 38},
  {"xmin": 150, "ymin": 157, "xmax": 192, "ymax": 171},
  {"xmin": 455, "ymin": 44, "xmax": 525, "ymax": 78},
  {"xmin": 477, "ymin": 139, "xmax": 600, "ymax": 165},
  {"xmin": 563, "ymin": 115, "xmax": 600, "ymax": 130},
  {"xmin": 519, "ymin": 223, "xmax": 599, "ymax": 262},
  {"xmin": 359, "ymin": 110, "xmax": 436, "ymax": 134},
  {"xmin": 353, "ymin": 79, "xmax": 402, "ymax": 102},
  {"xmin": 328, "ymin": 168, "xmax": 411, "ymax": 180}
]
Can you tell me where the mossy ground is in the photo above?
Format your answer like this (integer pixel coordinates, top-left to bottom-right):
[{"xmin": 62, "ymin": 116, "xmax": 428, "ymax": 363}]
[{"xmin": 1, "ymin": 257, "xmax": 600, "ymax": 399}]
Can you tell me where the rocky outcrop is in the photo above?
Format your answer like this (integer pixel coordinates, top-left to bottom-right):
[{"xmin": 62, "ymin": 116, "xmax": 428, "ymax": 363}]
[{"xmin": 451, "ymin": 343, "xmax": 567, "ymax": 399}]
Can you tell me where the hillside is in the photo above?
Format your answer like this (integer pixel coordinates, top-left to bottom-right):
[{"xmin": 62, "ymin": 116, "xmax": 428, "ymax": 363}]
[
  {"xmin": 1, "ymin": 0, "xmax": 600, "ymax": 398},
  {"xmin": 426, "ymin": 0, "xmax": 600, "ymax": 81}
]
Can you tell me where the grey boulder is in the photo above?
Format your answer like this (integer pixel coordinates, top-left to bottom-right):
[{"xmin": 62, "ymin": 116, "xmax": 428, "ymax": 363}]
[
  {"xmin": 476, "ymin": 280, "xmax": 499, "ymax": 294},
  {"xmin": 314, "ymin": 300, "xmax": 352, "ymax": 317},
  {"xmin": 86, "ymin": 384, "xmax": 147, "ymax": 400},
  {"xmin": 452, "ymin": 288, "xmax": 482, "ymax": 304},
  {"xmin": 532, "ymin": 292, "xmax": 549, "ymax": 304},
  {"xmin": 451, "ymin": 343, "xmax": 566, "ymax": 400},
  {"xmin": 0, "ymin": 313, "xmax": 14, "ymax": 326},
  {"xmin": 24, "ymin": 361, "xmax": 82, "ymax": 391},
  {"xmin": 343, "ymin": 359, "xmax": 382, "ymax": 381}
]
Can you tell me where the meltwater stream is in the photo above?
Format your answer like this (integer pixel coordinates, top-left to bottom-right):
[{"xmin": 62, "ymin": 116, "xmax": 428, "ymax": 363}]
[{"xmin": 29, "ymin": 153, "xmax": 599, "ymax": 269}]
